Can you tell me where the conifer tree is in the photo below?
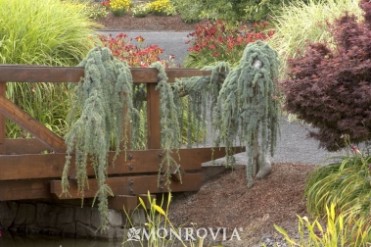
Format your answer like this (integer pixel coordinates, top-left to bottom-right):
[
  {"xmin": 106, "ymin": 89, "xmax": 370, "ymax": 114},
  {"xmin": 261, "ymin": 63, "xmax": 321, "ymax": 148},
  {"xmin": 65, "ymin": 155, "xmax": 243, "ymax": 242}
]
[{"xmin": 213, "ymin": 41, "xmax": 280, "ymax": 187}]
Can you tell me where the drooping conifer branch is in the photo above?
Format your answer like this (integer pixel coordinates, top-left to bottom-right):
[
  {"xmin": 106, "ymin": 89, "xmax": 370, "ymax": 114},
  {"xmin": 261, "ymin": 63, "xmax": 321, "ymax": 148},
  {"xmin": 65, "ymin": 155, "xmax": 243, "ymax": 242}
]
[
  {"xmin": 150, "ymin": 62, "xmax": 182, "ymax": 188},
  {"xmin": 62, "ymin": 47, "xmax": 134, "ymax": 230},
  {"xmin": 173, "ymin": 62, "xmax": 230, "ymax": 145}
]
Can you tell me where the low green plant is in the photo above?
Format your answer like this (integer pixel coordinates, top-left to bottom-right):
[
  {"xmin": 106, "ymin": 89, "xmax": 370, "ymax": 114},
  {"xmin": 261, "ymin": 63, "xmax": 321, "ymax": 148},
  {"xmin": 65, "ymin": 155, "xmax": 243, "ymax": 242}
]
[
  {"xmin": 268, "ymin": 0, "xmax": 362, "ymax": 79},
  {"xmin": 0, "ymin": 0, "xmax": 96, "ymax": 137},
  {"xmin": 132, "ymin": 3, "xmax": 150, "ymax": 18},
  {"xmin": 67, "ymin": 0, "xmax": 109, "ymax": 20},
  {"xmin": 275, "ymin": 204, "xmax": 371, "ymax": 247},
  {"xmin": 123, "ymin": 192, "xmax": 205, "ymax": 247},
  {"xmin": 84, "ymin": 1, "xmax": 109, "ymax": 20},
  {"xmin": 170, "ymin": 0, "xmax": 203, "ymax": 23}
]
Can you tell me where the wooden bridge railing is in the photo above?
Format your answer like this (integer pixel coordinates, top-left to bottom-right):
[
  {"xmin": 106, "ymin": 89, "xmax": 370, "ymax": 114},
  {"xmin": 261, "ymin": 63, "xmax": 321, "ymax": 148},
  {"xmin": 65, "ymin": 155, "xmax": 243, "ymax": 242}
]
[{"xmin": 0, "ymin": 65, "xmax": 243, "ymax": 209}]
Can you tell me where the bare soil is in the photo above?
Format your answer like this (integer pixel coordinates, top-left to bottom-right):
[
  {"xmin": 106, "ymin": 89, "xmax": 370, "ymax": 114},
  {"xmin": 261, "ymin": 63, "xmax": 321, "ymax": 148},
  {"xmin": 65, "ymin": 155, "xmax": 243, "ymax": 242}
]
[
  {"xmin": 96, "ymin": 13, "xmax": 199, "ymax": 31},
  {"xmin": 98, "ymin": 14, "xmax": 317, "ymax": 246}
]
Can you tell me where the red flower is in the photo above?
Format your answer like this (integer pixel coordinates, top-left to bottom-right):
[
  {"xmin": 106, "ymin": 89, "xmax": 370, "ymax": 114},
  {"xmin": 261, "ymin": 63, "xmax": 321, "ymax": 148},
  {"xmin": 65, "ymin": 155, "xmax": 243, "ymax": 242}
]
[{"xmin": 135, "ymin": 36, "xmax": 145, "ymax": 43}]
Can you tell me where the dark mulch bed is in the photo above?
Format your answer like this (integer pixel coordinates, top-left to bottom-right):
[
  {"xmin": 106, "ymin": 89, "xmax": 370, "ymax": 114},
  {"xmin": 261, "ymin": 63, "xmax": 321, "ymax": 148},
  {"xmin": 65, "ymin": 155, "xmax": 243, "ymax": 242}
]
[{"xmin": 96, "ymin": 13, "xmax": 200, "ymax": 31}]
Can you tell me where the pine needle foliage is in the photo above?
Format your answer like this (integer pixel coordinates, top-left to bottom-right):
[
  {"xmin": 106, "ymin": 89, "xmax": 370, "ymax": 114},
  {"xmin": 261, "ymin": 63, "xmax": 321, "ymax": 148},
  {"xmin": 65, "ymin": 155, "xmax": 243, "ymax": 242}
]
[
  {"xmin": 214, "ymin": 41, "xmax": 280, "ymax": 187},
  {"xmin": 62, "ymin": 47, "xmax": 134, "ymax": 230}
]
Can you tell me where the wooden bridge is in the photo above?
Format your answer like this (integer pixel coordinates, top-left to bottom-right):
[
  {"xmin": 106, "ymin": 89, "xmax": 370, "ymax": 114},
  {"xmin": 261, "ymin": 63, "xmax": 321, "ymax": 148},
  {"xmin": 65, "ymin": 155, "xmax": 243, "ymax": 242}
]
[{"xmin": 0, "ymin": 65, "xmax": 243, "ymax": 210}]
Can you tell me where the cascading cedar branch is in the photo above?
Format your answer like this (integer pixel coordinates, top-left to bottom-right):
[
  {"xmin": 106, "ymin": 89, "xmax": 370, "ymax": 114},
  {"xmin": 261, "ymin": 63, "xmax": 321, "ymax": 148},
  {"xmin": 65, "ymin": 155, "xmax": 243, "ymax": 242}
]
[
  {"xmin": 61, "ymin": 41, "xmax": 279, "ymax": 229},
  {"xmin": 62, "ymin": 47, "xmax": 134, "ymax": 230},
  {"xmin": 175, "ymin": 41, "xmax": 280, "ymax": 187},
  {"xmin": 151, "ymin": 62, "xmax": 182, "ymax": 188}
]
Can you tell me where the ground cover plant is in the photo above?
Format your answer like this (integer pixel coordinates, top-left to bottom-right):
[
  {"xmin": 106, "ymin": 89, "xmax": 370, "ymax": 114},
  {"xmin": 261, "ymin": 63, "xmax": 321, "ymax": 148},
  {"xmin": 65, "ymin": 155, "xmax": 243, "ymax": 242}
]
[
  {"xmin": 0, "ymin": 0, "xmax": 96, "ymax": 137},
  {"xmin": 185, "ymin": 20, "xmax": 274, "ymax": 68}
]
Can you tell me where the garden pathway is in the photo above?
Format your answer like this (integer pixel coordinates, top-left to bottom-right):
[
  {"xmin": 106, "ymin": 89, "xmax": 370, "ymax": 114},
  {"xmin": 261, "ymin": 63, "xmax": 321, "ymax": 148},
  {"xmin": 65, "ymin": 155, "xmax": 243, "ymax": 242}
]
[{"xmin": 101, "ymin": 30, "xmax": 346, "ymax": 165}]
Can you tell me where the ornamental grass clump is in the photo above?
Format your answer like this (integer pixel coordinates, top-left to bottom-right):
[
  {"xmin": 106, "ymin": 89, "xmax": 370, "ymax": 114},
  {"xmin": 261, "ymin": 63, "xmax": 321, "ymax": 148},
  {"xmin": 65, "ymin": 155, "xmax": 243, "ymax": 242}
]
[
  {"xmin": 304, "ymin": 154, "xmax": 371, "ymax": 245},
  {"xmin": 0, "ymin": 0, "xmax": 96, "ymax": 137},
  {"xmin": 62, "ymin": 47, "xmax": 134, "ymax": 230},
  {"xmin": 275, "ymin": 203, "xmax": 370, "ymax": 247}
]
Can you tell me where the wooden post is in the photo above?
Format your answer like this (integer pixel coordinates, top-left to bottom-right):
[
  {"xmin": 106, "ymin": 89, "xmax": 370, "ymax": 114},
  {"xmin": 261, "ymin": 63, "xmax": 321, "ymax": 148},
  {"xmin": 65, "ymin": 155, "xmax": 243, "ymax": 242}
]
[
  {"xmin": 0, "ymin": 82, "xmax": 6, "ymax": 154},
  {"xmin": 146, "ymin": 84, "xmax": 161, "ymax": 149}
]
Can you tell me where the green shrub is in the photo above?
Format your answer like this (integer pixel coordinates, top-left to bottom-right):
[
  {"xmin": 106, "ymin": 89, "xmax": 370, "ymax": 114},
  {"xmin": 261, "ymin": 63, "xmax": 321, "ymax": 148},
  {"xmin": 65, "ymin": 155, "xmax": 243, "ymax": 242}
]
[
  {"xmin": 172, "ymin": 0, "xmax": 327, "ymax": 24},
  {"xmin": 67, "ymin": 0, "xmax": 108, "ymax": 20},
  {"xmin": 123, "ymin": 192, "xmax": 204, "ymax": 247},
  {"xmin": 170, "ymin": 0, "xmax": 203, "ymax": 23},
  {"xmin": 269, "ymin": 0, "xmax": 362, "ymax": 79},
  {"xmin": 0, "ymin": 0, "xmax": 96, "ymax": 137}
]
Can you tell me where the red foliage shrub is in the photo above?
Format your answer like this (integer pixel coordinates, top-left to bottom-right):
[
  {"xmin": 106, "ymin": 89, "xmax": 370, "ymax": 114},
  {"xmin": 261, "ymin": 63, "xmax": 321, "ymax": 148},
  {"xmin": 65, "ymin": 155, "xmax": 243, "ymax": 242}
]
[
  {"xmin": 282, "ymin": 0, "xmax": 371, "ymax": 151},
  {"xmin": 99, "ymin": 33, "xmax": 170, "ymax": 67},
  {"xmin": 185, "ymin": 20, "xmax": 274, "ymax": 67}
]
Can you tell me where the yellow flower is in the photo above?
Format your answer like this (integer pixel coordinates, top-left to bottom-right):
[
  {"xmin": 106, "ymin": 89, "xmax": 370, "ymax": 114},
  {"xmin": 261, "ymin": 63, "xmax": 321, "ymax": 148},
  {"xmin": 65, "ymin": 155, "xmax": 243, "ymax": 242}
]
[
  {"xmin": 147, "ymin": 0, "xmax": 176, "ymax": 15},
  {"xmin": 110, "ymin": 0, "xmax": 131, "ymax": 12}
]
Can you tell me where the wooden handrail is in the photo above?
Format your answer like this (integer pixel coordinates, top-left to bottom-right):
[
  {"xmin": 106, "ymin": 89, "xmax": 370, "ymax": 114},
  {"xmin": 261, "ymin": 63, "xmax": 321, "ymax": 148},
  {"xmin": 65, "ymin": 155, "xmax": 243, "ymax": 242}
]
[
  {"xmin": 0, "ymin": 65, "xmax": 211, "ymax": 83},
  {"xmin": 0, "ymin": 65, "xmax": 212, "ymax": 152}
]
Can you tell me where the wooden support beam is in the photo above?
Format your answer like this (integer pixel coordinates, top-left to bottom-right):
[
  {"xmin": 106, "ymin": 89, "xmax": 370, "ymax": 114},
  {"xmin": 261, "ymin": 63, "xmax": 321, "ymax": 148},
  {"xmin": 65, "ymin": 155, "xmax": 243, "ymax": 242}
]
[
  {"xmin": 50, "ymin": 173, "xmax": 202, "ymax": 199},
  {"xmin": 1, "ymin": 138, "xmax": 51, "ymax": 154},
  {"xmin": 0, "ymin": 180, "xmax": 51, "ymax": 201},
  {"xmin": 0, "ymin": 82, "xmax": 5, "ymax": 154},
  {"xmin": 0, "ymin": 96, "xmax": 65, "ymax": 152},
  {"xmin": 146, "ymin": 84, "xmax": 161, "ymax": 149},
  {"xmin": 0, "ymin": 147, "xmax": 244, "ymax": 181},
  {"xmin": 109, "ymin": 195, "xmax": 138, "ymax": 212},
  {"xmin": 108, "ymin": 194, "xmax": 156, "ymax": 211}
]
